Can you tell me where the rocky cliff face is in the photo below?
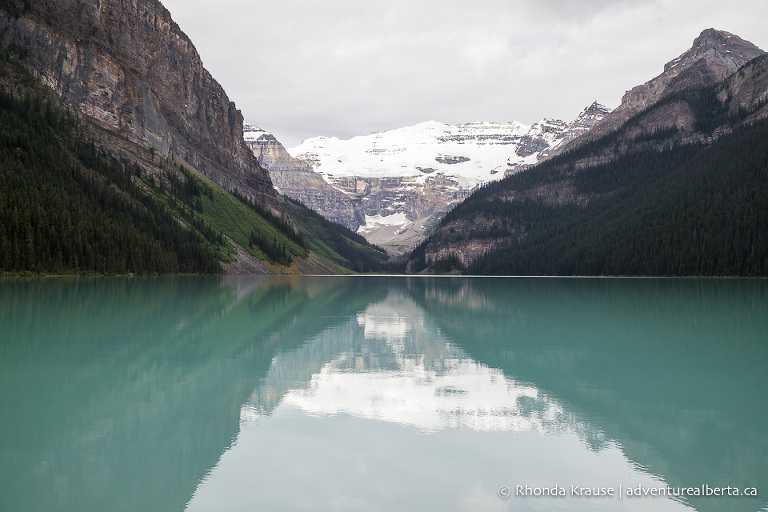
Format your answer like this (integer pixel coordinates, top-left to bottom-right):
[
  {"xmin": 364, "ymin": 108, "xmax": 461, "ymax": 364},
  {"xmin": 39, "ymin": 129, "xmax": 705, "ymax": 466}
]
[
  {"xmin": 719, "ymin": 54, "xmax": 768, "ymax": 122},
  {"xmin": 243, "ymin": 124, "xmax": 362, "ymax": 228},
  {"xmin": 244, "ymin": 124, "xmax": 314, "ymax": 174},
  {"xmin": 0, "ymin": 0, "xmax": 276, "ymax": 207},
  {"xmin": 516, "ymin": 102, "xmax": 610, "ymax": 161},
  {"xmin": 245, "ymin": 125, "xmax": 471, "ymax": 251},
  {"xmin": 411, "ymin": 31, "xmax": 768, "ymax": 273},
  {"xmin": 571, "ymin": 29, "xmax": 764, "ymax": 146},
  {"xmin": 263, "ymin": 107, "xmax": 606, "ymax": 254}
]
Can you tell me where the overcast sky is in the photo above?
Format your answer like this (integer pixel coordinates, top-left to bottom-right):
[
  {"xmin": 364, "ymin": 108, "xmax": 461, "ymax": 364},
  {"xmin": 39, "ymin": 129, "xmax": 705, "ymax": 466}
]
[{"xmin": 160, "ymin": 0, "xmax": 768, "ymax": 147}]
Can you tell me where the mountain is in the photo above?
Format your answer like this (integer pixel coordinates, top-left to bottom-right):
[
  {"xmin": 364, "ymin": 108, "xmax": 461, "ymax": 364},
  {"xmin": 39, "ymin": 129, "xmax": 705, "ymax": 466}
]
[
  {"xmin": 0, "ymin": 0, "xmax": 277, "ymax": 208},
  {"xmin": 0, "ymin": 77, "xmax": 224, "ymax": 275},
  {"xmin": 254, "ymin": 105, "xmax": 607, "ymax": 254},
  {"xmin": 244, "ymin": 124, "xmax": 362, "ymax": 229},
  {"xmin": 406, "ymin": 30, "xmax": 768, "ymax": 276},
  {"xmin": 243, "ymin": 124, "xmax": 391, "ymax": 272},
  {"xmin": 0, "ymin": 0, "xmax": 389, "ymax": 275},
  {"xmin": 517, "ymin": 101, "xmax": 609, "ymax": 159},
  {"xmin": 569, "ymin": 28, "xmax": 764, "ymax": 147}
]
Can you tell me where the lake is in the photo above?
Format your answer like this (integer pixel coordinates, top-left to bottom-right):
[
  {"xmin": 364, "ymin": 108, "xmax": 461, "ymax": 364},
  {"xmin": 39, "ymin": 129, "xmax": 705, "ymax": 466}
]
[{"xmin": 1, "ymin": 276, "xmax": 766, "ymax": 512}]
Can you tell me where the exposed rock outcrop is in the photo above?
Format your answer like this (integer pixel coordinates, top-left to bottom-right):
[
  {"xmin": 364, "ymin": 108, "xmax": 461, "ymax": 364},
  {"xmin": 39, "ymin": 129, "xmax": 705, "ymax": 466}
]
[
  {"xmin": 244, "ymin": 124, "xmax": 362, "ymax": 228},
  {"xmin": 410, "ymin": 30, "xmax": 768, "ymax": 273},
  {"xmin": 569, "ymin": 29, "xmax": 765, "ymax": 147},
  {"xmin": 274, "ymin": 108, "xmax": 606, "ymax": 254},
  {"xmin": 0, "ymin": 0, "xmax": 277, "ymax": 208},
  {"xmin": 719, "ymin": 53, "xmax": 768, "ymax": 122}
]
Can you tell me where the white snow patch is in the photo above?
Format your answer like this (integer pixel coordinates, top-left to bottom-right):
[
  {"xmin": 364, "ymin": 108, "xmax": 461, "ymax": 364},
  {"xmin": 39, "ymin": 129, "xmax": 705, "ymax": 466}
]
[
  {"xmin": 243, "ymin": 123, "xmax": 268, "ymax": 141},
  {"xmin": 357, "ymin": 212, "xmax": 410, "ymax": 234}
]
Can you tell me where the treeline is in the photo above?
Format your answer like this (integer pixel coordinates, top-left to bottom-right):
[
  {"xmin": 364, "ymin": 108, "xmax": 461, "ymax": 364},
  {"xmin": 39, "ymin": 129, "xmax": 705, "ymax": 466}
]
[
  {"xmin": 156, "ymin": 163, "xmax": 232, "ymax": 260},
  {"xmin": 0, "ymin": 84, "xmax": 222, "ymax": 275},
  {"xmin": 231, "ymin": 188, "xmax": 306, "ymax": 249},
  {"xmin": 654, "ymin": 55, "xmax": 768, "ymax": 133},
  {"xmin": 410, "ymin": 64, "xmax": 768, "ymax": 277},
  {"xmin": 248, "ymin": 229, "xmax": 292, "ymax": 266},
  {"xmin": 466, "ymin": 119, "xmax": 768, "ymax": 276},
  {"xmin": 280, "ymin": 196, "xmax": 391, "ymax": 273},
  {"xmin": 167, "ymin": 163, "xmax": 214, "ymax": 213},
  {"xmin": 450, "ymin": 56, "xmax": 767, "ymax": 221}
]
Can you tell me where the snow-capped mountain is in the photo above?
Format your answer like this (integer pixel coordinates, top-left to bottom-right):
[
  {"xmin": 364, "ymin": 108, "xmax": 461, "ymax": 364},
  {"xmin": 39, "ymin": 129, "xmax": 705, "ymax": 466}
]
[
  {"xmin": 291, "ymin": 120, "xmax": 530, "ymax": 190},
  {"xmin": 291, "ymin": 102, "xmax": 609, "ymax": 184},
  {"xmin": 246, "ymin": 103, "xmax": 608, "ymax": 254},
  {"xmin": 244, "ymin": 124, "xmax": 314, "ymax": 174},
  {"xmin": 244, "ymin": 123, "xmax": 365, "ymax": 228}
]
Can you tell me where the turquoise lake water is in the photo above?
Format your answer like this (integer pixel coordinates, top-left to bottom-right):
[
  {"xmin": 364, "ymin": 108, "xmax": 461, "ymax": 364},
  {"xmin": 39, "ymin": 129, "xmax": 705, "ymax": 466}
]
[{"xmin": 1, "ymin": 276, "xmax": 766, "ymax": 512}]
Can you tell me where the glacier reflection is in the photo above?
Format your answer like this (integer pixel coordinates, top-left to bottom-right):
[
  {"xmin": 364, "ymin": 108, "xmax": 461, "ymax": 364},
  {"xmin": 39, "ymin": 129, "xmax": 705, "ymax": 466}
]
[
  {"xmin": 187, "ymin": 277, "xmax": 767, "ymax": 512},
  {"xmin": 188, "ymin": 284, "xmax": 697, "ymax": 512},
  {"xmin": 6, "ymin": 277, "xmax": 762, "ymax": 512},
  {"xmin": 243, "ymin": 291, "xmax": 600, "ymax": 439}
]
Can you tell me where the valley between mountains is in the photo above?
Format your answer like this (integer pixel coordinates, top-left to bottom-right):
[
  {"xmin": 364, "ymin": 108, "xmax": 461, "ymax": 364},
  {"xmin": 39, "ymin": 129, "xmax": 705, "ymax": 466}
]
[
  {"xmin": 248, "ymin": 27, "xmax": 768, "ymax": 276},
  {"xmin": 246, "ymin": 102, "xmax": 609, "ymax": 254},
  {"xmin": 1, "ymin": 0, "xmax": 767, "ymax": 276}
]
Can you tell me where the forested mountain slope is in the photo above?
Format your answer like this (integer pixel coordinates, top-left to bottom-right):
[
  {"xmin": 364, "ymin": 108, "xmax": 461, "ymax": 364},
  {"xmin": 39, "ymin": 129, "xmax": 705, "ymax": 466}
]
[
  {"xmin": 408, "ymin": 51, "xmax": 768, "ymax": 276},
  {"xmin": 0, "ymin": 1, "xmax": 389, "ymax": 275},
  {"xmin": 0, "ymin": 0, "xmax": 277, "ymax": 207},
  {"xmin": 0, "ymin": 64, "xmax": 221, "ymax": 274}
]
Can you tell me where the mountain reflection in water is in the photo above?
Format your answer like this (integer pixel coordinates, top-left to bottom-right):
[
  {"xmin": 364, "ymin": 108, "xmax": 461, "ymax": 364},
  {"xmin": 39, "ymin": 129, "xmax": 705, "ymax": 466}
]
[
  {"xmin": 0, "ymin": 276, "xmax": 765, "ymax": 512},
  {"xmin": 250, "ymin": 292, "xmax": 578, "ymax": 437}
]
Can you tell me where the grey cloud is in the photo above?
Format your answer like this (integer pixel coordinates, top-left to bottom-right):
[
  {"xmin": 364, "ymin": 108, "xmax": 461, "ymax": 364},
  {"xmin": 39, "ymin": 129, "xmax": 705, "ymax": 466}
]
[{"xmin": 162, "ymin": 0, "xmax": 768, "ymax": 147}]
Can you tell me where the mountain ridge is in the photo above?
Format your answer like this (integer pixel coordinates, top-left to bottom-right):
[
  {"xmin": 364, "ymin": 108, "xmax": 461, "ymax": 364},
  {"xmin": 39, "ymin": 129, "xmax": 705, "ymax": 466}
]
[
  {"xmin": 244, "ymin": 123, "xmax": 363, "ymax": 229},
  {"xmin": 248, "ymin": 104, "xmax": 608, "ymax": 254},
  {"xmin": 0, "ymin": 0, "xmax": 277, "ymax": 208},
  {"xmin": 405, "ymin": 29, "xmax": 768, "ymax": 276},
  {"xmin": 567, "ymin": 28, "xmax": 765, "ymax": 148},
  {"xmin": 0, "ymin": 0, "xmax": 392, "ymax": 275}
]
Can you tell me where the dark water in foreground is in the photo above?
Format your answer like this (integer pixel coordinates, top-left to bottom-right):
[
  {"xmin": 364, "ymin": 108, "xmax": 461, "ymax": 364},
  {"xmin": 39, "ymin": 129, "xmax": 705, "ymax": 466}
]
[{"xmin": 0, "ymin": 276, "xmax": 766, "ymax": 512}]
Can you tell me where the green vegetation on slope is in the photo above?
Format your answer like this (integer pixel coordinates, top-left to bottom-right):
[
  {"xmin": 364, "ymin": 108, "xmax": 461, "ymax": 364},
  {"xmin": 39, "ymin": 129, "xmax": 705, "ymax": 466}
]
[
  {"xmin": 462, "ymin": 119, "xmax": 768, "ymax": 276},
  {"xmin": 0, "ymin": 47, "xmax": 314, "ymax": 275},
  {"xmin": 408, "ymin": 57, "xmax": 768, "ymax": 276},
  {"xmin": 142, "ymin": 160, "xmax": 309, "ymax": 267},
  {"xmin": 280, "ymin": 196, "xmax": 391, "ymax": 273},
  {"xmin": 0, "ymin": 80, "xmax": 225, "ymax": 275},
  {"xmin": 194, "ymin": 173, "xmax": 308, "ymax": 266}
]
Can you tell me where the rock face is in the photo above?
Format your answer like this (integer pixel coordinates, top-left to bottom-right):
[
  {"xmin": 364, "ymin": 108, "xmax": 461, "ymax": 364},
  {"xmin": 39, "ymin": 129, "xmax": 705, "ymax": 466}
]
[
  {"xmin": 0, "ymin": 0, "xmax": 276, "ymax": 208},
  {"xmin": 571, "ymin": 29, "xmax": 765, "ymax": 146},
  {"xmin": 273, "ymin": 107, "xmax": 606, "ymax": 254},
  {"xmin": 410, "ymin": 31, "xmax": 768, "ymax": 273},
  {"xmin": 244, "ymin": 124, "xmax": 314, "ymax": 174},
  {"xmin": 719, "ymin": 54, "xmax": 768, "ymax": 122},
  {"xmin": 244, "ymin": 124, "xmax": 362, "ymax": 228},
  {"xmin": 516, "ymin": 102, "xmax": 610, "ymax": 161}
]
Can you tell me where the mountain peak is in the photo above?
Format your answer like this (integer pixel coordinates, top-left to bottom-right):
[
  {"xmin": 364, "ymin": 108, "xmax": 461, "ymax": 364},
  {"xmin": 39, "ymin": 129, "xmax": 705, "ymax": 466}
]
[
  {"xmin": 664, "ymin": 28, "xmax": 763, "ymax": 74},
  {"xmin": 693, "ymin": 28, "xmax": 749, "ymax": 49},
  {"xmin": 580, "ymin": 102, "xmax": 611, "ymax": 118},
  {"xmin": 589, "ymin": 100, "xmax": 609, "ymax": 110},
  {"xmin": 243, "ymin": 123, "xmax": 269, "ymax": 142},
  {"xmin": 568, "ymin": 29, "xmax": 764, "ymax": 146},
  {"xmin": 694, "ymin": 28, "xmax": 736, "ymax": 47}
]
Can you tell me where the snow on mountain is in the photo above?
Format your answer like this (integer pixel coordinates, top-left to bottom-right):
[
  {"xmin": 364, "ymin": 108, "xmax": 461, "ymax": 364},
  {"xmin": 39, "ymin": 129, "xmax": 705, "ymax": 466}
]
[
  {"xmin": 242, "ymin": 123, "xmax": 267, "ymax": 142},
  {"xmin": 243, "ymin": 123, "xmax": 363, "ymax": 228},
  {"xmin": 246, "ymin": 104, "xmax": 608, "ymax": 254},
  {"xmin": 243, "ymin": 122, "xmax": 314, "ymax": 174},
  {"xmin": 289, "ymin": 103, "xmax": 609, "ymax": 190},
  {"xmin": 290, "ymin": 120, "xmax": 531, "ymax": 190}
]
